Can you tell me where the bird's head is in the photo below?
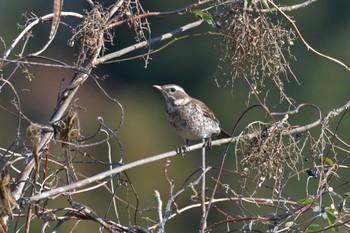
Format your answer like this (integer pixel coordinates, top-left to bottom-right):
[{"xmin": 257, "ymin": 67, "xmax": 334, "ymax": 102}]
[{"xmin": 153, "ymin": 84, "xmax": 191, "ymax": 106}]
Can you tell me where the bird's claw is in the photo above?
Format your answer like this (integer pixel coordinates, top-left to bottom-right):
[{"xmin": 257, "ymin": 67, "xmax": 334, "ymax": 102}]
[
  {"xmin": 203, "ymin": 137, "xmax": 212, "ymax": 149},
  {"xmin": 176, "ymin": 145, "xmax": 188, "ymax": 157}
]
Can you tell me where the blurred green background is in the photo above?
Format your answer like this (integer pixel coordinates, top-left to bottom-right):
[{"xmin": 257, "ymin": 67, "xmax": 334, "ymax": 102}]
[{"xmin": 1, "ymin": 0, "xmax": 350, "ymax": 232}]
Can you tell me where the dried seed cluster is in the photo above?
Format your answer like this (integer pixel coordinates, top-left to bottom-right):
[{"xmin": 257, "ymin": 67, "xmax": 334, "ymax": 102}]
[{"xmin": 215, "ymin": 2, "xmax": 296, "ymax": 101}]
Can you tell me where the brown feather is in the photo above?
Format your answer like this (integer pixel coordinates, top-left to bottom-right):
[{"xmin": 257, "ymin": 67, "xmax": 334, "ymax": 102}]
[
  {"xmin": 192, "ymin": 98, "xmax": 231, "ymax": 138},
  {"xmin": 192, "ymin": 98, "xmax": 219, "ymax": 123}
]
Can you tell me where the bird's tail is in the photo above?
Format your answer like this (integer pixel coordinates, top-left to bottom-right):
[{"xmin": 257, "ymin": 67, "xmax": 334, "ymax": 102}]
[{"xmin": 216, "ymin": 128, "xmax": 232, "ymax": 139}]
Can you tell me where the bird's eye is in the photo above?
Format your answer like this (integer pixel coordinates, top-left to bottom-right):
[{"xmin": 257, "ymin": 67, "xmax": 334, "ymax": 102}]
[{"xmin": 169, "ymin": 88, "xmax": 176, "ymax": 93}]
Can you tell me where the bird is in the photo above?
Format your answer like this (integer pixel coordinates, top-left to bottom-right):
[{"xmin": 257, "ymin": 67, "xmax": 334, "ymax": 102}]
[{"xmin": 153, "ymin": 84, "xmax": 231, "ymax": 152}]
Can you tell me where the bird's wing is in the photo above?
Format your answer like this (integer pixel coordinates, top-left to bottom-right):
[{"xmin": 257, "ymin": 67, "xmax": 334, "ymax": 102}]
[{"xmin": 193, "ymin": 99, "xmax": 220, "ymax": 123}]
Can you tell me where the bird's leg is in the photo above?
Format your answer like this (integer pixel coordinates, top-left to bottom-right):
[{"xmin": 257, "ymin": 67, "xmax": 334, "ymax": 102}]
[{"xmin": 203, "ymin": 137, "xmax": 212, "ymax": 149}]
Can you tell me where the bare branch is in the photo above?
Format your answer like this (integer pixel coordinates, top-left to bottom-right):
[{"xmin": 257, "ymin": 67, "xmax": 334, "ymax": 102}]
[
  {"xmin": 28, "ymin": 99, "xmax": 350, "ymax": 202},
  {"xmin": 4, "ymin": 12, "xmax": 83, "ymax": 59},
  {"xmin": 95, "ymin": 20, "xmax": 204, "ymax": 65}
]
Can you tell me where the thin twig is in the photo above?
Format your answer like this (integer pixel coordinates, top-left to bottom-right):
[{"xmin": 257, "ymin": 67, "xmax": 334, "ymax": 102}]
[
  {"xmin": 149, "ymin": 197, "xmax": 297, "ymax": 231},
  {"xmin": 268, "ymin": 0, "xmax": 350, "ymax": 72},
  {"xmin": 4, "ymin": 12, "xmax": 83, "ymax": 59},
  {"xmin": 107, "ymin": 0, "xmax": 212, "ymax": 29},
  {"xmin": 200, "ymin": 139, "xmax": 206, "ymax": 233},
  {"xmin": 155, "ymin": 190, "xmax": 163, "ymax": 233}
]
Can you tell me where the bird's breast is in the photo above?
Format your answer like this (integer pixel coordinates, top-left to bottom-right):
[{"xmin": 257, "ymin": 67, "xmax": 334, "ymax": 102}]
[{"xmin": 165, "ymin": 103, "xmax": 220, "ymax": 140}]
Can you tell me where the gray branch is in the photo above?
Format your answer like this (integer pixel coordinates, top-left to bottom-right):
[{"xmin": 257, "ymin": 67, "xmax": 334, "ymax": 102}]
[
  {"xmin": 28, "ymin": 98, "xmax": 350, "ymax": 202},
  {"xmin": 94, "ymin": 20, "xmax": 204, "ymax": 65}
]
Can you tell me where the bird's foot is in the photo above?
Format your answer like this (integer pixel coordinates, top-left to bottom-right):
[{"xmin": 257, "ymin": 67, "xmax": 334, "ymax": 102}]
[
  {"xmin": 176, "ymin": 145, "xmax": 188, "ymax": 157},
  {"xmin": 203, "ymin": 137, "xmax": 212, "ymax": 149}
]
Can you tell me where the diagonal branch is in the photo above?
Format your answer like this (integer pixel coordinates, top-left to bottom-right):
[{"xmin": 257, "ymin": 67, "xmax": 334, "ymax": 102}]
[
  {"xmin": 28, "ymin": 99, "xmax": 350, "ymax": 202},
  {"xmin": 94, "ymin": 20, "xmax": 204, "ymax": 65},
  {"xmin": 12, "ymin": 8, "xmax": 108, "ymax": 200}
]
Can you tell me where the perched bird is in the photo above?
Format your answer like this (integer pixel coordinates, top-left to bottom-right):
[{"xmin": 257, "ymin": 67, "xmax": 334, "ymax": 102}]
[{"xmin": 153, "ymin": 84, "xmax": 231, "ymax": 152}]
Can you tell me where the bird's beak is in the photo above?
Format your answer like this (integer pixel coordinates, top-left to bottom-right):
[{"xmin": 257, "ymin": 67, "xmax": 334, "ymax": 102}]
[{"xmin": 153, "ymin": 85, "xmax": 164, "ymax": 92}]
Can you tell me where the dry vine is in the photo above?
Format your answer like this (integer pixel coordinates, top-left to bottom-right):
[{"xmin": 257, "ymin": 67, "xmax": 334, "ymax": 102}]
[{"xmin": 0, "ymin": 0, "xmax": 350, "ymax": 232}]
